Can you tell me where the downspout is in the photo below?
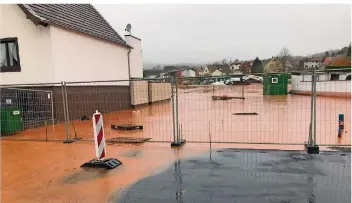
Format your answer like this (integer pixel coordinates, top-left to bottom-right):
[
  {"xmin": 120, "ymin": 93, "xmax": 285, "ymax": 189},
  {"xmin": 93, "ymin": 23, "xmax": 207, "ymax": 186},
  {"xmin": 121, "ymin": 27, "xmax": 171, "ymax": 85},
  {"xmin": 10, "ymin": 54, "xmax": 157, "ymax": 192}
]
[{"xmin": 127, "ymin": 49, "xmax": 132, "ymax": 79}]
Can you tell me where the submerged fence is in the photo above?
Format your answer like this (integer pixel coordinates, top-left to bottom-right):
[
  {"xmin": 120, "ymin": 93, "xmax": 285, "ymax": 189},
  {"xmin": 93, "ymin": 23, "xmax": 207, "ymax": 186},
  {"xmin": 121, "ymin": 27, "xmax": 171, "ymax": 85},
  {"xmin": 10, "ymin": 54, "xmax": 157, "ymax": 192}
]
[{"xmin": 0, "ymin": 73, "xmax": 350, "ymax": 147}]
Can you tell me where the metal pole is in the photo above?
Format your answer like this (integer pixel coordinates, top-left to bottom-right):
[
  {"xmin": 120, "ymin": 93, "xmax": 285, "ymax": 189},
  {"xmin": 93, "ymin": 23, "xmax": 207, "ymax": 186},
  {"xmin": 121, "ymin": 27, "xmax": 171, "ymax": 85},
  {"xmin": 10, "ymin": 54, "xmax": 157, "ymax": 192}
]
[
  {"xmin": 180, "ymin": 123, "xmax": 183, "ymax": 141},
  {"xmin": 175, "ymin": 77, "xmax": 179, "ymax": 143},
  {"xmin": 313, "ymin": 68, "xmax": 317, "ymax": 146},
  {"xmin": 178, "ymin": 123, "xmax": 180, "ymax": 143},
  {"xmin": 171, "ymin": 76, "xmax": 176, "ymax": 143},
  {"xmin": 241, "ymin": 77, "xmax": 244, "ymax": 98},
  {"xmin": 209, "ymin": 121, "xmax": 212, "ymax": 160},
  {"xmin": 50, "ymin": 91, "xmax": 55, "ymax": 131},
  {"xmin": 309, "ymin": 71, "xmax": 314, "ymax": 145},
  {"xmin": 61, "ymin": 81, "xmax": 69, "ymax": 142},
  {"xmin": 64, "ymin": 83, "xmax": 71, "ymax": 140}
]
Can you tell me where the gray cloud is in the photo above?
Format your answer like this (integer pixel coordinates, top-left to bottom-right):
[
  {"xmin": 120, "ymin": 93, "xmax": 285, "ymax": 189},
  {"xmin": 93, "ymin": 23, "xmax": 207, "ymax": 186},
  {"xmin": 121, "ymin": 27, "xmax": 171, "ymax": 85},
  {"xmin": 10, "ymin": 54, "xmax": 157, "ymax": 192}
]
[{"xmin": 95, "ymin": 4, "xmax": 351, "ymax": 64}]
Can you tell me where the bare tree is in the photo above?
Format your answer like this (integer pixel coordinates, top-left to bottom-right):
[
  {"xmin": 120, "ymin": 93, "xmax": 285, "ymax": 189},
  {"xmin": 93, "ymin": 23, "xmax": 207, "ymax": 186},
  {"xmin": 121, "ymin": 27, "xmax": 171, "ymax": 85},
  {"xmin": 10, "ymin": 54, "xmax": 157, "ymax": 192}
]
[
  {"xmin": 221, "ymin": 58, "xmax": 228, "ymax": 65},
  {"xmin": 278, "ymin": 47, "xmax": 291, "ymax": 72},
  {"xmin": 278, "ymin": 47, "xmax": 291, "ymax": 60}
]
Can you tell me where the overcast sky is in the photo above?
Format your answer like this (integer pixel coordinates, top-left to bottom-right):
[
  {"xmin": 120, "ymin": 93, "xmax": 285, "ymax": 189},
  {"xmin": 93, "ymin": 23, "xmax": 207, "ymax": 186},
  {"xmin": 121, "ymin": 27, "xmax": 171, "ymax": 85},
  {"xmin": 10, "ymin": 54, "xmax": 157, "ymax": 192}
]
[{"xmin": 95, "ymin": 4, "xmax": 351, "ymax": 64}]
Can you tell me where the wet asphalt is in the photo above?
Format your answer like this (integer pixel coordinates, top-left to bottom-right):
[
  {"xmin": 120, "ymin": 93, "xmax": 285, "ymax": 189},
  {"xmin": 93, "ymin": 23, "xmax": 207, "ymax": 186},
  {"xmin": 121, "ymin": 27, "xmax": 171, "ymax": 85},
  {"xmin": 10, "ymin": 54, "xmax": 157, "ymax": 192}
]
[{"xmin": 116, "ymin": 149, "xmax": 351, "ymax": 203}]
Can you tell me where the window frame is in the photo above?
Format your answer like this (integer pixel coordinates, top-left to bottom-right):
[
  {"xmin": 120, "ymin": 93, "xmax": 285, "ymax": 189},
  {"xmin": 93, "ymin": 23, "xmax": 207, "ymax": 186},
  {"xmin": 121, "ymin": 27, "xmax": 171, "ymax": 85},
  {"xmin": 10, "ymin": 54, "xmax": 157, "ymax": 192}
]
[{"xmin": 0, "ymin": 37, "xmax": 21, "ymax": 72}]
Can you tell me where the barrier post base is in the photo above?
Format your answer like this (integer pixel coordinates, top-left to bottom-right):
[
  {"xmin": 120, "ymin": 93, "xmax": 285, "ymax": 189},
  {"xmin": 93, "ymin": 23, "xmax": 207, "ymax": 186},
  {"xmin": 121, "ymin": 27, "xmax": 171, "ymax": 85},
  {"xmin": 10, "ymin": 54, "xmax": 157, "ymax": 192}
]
[
  {"xmin": 63, "ymin": 140, "xmax": 74, "ymax": 144},
  {"xmin": 80, "ymin": 158, "xmax": 122, "ymax": 169},
  {"xmin": 171, "ymin": 139, "xmax": 186, "ymax": 147},
  {"xmin": 305, "ymin": 143, "xmax": 319, "ymax": 154}
]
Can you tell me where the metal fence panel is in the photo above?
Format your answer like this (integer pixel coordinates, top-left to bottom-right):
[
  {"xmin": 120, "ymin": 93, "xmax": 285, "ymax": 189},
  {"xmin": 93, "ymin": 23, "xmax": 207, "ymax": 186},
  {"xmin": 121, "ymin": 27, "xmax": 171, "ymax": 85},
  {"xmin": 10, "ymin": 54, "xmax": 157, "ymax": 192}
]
[
  {"xmin": 64, "ymin": 79, "xmax": 174, "ymax": 142},
  {"xmin": 176, "ymin": 75, "xmax": 350, "ymax": 146},
  {"xmin": 0, "ymin": 83, "xmax": 66, "ymax": 141}
]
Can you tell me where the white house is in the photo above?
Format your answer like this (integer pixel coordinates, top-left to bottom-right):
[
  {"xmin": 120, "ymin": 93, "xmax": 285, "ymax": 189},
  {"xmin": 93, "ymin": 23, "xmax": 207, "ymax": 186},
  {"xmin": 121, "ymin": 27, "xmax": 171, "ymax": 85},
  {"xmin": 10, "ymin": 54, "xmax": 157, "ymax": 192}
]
[
  {"xmin": 180, "ymin": 69, "xmax": 196, "ymax": 77},
  {"xmin": 203, "ymin": 64, "xmax": 231, "ymax": 76},
  {"xmin": 162, "ymin": 67, "xmax": 196, "ymax": 77},
  {"xmin": 0, "ymin": 4, "xmax": 143, "ymax": 85},
  {"xmin": 229, "ymin": 59, "xmax": 242, "ymax": 73},
  {"xmin": 303, "ymin": 58, "xmax": 321, "ymax": 70},
  {"xmin": 0, "ymin": 4, "xmax": 144, "ymax": 121}
]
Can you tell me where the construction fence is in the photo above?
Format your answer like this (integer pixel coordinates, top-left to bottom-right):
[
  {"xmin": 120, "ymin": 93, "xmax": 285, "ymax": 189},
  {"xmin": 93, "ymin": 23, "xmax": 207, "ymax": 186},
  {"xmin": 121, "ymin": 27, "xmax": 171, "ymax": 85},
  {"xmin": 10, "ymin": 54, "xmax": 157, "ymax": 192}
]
[{"xmin": 0, "ymin": 73, "xmax": 350, "ymax": 147}]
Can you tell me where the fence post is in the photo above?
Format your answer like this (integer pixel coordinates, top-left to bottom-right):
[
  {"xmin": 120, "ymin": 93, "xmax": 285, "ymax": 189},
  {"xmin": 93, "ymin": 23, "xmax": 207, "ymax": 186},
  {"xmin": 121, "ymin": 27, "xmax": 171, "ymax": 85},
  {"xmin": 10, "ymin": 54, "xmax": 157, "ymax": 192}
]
[
  {"xmin": 62, "ymin": 81, "xmax": 73, "ymax": 144},
  {"xmin": 241, "ymin": 77, "xmax": 244, "ymax": 98},
  {"xmin": 171, "ymin": 76, "xmax": 176, "ymax": 143},
  {"xmin": 313, "ymin": 68, "xmax": 317, "ymax": 146},
  {"xmin": 306, "ymin": 68, "xmax": 319, "ymax": 153},
  {"xmin": 175, "ymin": 77, "xmax": 179, "ymax": 141},
  {"xmin": 50, "ymin": 91, "xmax": 55, "ymax": 131},
  {"xmin": 171, "ymin": 75, "xmax": 186, "ymax": 147}
]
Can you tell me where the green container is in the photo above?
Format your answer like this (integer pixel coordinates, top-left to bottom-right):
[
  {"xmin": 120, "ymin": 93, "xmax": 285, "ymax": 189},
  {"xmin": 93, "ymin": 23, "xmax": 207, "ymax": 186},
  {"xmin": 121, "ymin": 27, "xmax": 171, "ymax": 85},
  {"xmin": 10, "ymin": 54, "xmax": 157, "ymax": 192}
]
[
  {"xmin": 0, "ymin": 107, "xmax": 23, "ymax": 135},
  {"xmin": 263, "ymin": 73, "xmax": 288, "ymax": 95}
]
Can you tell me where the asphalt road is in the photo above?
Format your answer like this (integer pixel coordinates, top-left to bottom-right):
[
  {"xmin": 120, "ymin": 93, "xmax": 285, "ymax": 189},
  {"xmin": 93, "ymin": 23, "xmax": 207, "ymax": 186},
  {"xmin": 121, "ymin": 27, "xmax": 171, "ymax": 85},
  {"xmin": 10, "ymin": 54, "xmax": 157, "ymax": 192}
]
[{"xmin": 116, "ymin": 149, "xmax": 351, "ymax": 203}]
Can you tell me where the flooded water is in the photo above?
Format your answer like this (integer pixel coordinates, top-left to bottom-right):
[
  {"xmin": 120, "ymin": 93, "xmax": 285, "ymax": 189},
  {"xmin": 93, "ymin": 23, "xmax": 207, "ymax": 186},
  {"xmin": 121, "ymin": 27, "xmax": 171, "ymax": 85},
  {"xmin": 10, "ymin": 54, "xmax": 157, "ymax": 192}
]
[
  {"xmin": 2, "ymin": 84, "xmax": 350, "ymax": 146},
  {"xmin": 1, "ymin": 140, "xmax": 347, "ymax": 203},
  {"xmin": 0, "ymin": 141, "xmax": 208, "ymax": 203}
]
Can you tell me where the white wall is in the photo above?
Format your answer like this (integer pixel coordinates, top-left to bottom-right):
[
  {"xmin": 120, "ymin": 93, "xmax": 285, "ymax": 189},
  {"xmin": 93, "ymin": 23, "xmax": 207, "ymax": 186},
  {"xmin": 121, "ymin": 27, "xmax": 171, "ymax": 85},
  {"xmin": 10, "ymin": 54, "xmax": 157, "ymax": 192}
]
[
  {"xmin": 291, "ymin": 75, "xmax": 351, "ymax": 93},
  {"xmin": 182, "ymin": 69, "xmax": 196, "ymax": 77},
  {"xmin": 230, "ymin": 64, "xmax": 241, "ymax": 71},
  {"xmin": 125, "ymin": 35, "xmax": 143, "ymax": 78},
  {"xmin": 301, "ymin": 72, "xmax": 350, "ymax": 81},
  {"xmin": 50, "ymin": 26, "xmax": 130, "ymax": 83},
  {"xmin": 212, "ymin": 69, "xmax": 223, "ymax": 76},
  {"xmin": 0, "ymin": 4, "xmax": 54, "ymax": 85},
  {"xmin": 304, "ymin": 61, "xmax": 320, "ymax": 70}
]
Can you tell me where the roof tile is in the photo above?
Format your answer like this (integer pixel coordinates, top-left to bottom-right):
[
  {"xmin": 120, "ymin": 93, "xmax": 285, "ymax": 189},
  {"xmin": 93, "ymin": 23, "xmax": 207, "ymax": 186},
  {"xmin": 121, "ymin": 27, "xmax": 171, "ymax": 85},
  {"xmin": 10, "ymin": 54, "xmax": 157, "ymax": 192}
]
[{"xmin": 20, "ymin": 4, "xmax": 128, "ymax": 46}]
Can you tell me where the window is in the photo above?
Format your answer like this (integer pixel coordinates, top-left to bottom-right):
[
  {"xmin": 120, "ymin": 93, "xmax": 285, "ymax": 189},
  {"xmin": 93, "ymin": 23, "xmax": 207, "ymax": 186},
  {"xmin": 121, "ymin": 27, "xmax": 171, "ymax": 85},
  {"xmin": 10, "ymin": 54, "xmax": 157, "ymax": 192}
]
[
  {"xmin": 330, "ymin": 74, "xmax": 340, "ymax": 81},
  {"xmin": 272, "ymin": 78, "xmax": 278, "ymax": 83},
  {"xmin": 305, "ymin": 65, "xmax": 308, "ymax": 69},
  {"xmin": 0, "ymin": 37, "xmax": 20, "ymax": 72}
]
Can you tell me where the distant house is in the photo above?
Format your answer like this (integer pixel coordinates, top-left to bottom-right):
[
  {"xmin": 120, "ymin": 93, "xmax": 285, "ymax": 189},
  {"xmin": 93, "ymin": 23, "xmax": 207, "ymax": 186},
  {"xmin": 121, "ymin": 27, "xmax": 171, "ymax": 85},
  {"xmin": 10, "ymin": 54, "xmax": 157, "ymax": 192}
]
[
  {"xmin": 302, "ymin": 58, "xmax": 321, "ymax": 70},
  {"xmin": 163, "ymin": 66, "xmax": 196, "ymax": 78},
  {"xmin": 203, "ymin": 64, "xmax": 231, "ymax": 76},
  {"xmin": 263, "ymin": 57, "xmax": 284, "ymax": 73},
  {"xmin": 229, "ymin": 59, "xmax": 242, "ymax": 73},
  {"xmin": 163, "ymin": 66, "xmax": 178, "ymax": 72},
  {"xmin": 325, "ymin": 55, "xmax": 351, "ymax": 70},
  {"xmin": 319, "ymin": 57, "xmax": 334, "ymax": 70},
  {"xmin": 143, "ymin": 69, "xmax": 163, "ymax": 78},
  {"xmin": 284, "ymin": 61, "xmax": 292, "ymax": 72}
]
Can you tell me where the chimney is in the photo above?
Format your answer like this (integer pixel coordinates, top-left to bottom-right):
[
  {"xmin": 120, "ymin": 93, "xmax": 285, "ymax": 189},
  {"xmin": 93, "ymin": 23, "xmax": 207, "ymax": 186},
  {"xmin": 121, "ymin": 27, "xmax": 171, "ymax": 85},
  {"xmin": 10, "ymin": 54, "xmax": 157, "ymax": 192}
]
[{"xmin": 125, "ymin": 34, "xmax": 143, "ymax": 79}]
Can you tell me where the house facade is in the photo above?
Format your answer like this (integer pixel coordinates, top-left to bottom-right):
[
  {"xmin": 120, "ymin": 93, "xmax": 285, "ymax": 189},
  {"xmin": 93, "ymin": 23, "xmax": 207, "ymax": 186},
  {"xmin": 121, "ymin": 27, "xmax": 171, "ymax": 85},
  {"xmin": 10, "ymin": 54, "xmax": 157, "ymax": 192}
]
[
  {"xmin": 0, "ymin": 4, "xmax": 145, "ymax": 121},
  {"xmin": 0, "ymin": 4, "xmax": 143, "ymax": 84},
  {"xmin": 290, "ymin": 54, "xmax": 351, "ymax": 98},
  {"xmin": 180, "ymin": 69, "xmax": 196, "ymax": 77},
  {"xmin": 303, "ymin": 58, "xmax": 321, "ymax": 70},
  {"xmin": 203, "ymin": 64, "xmax": 231, "ymax": 76},
  {"xmin": 229, "ymin": 59, "xmax": 242, "ymax": 73},
  {"xmin": 263, "ymin": 57, "xmax": 284, "ymax": 73}
]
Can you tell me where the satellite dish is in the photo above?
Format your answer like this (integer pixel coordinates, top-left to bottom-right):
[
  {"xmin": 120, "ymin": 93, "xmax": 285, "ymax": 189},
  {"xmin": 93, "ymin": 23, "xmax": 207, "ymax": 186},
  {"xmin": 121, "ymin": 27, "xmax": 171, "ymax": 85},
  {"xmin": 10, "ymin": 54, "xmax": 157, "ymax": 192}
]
[{"xmin": 125, "ymin": 24, "xmax": 132, "ymax": 34}]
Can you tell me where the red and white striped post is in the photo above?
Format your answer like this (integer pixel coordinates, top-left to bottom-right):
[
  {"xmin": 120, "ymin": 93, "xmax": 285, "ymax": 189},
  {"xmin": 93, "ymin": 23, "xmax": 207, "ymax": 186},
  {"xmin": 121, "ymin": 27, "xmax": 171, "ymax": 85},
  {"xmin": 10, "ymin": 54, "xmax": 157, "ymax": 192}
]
[
  {"xmin": 81, "ymin": 110, "xmax": 122, "ymax": 169},
  {"xmin": 92, "ymin": 110, "xmax": 106, "ymax": 160}
]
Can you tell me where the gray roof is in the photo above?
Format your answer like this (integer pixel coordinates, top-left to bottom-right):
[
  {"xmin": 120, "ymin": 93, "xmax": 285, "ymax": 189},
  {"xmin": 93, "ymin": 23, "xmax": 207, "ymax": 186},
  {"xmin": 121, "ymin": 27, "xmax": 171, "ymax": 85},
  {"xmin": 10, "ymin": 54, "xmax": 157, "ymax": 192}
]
[{"xmin": 19, "ymin": 4, "xmax": 129, "ymax": 47}]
